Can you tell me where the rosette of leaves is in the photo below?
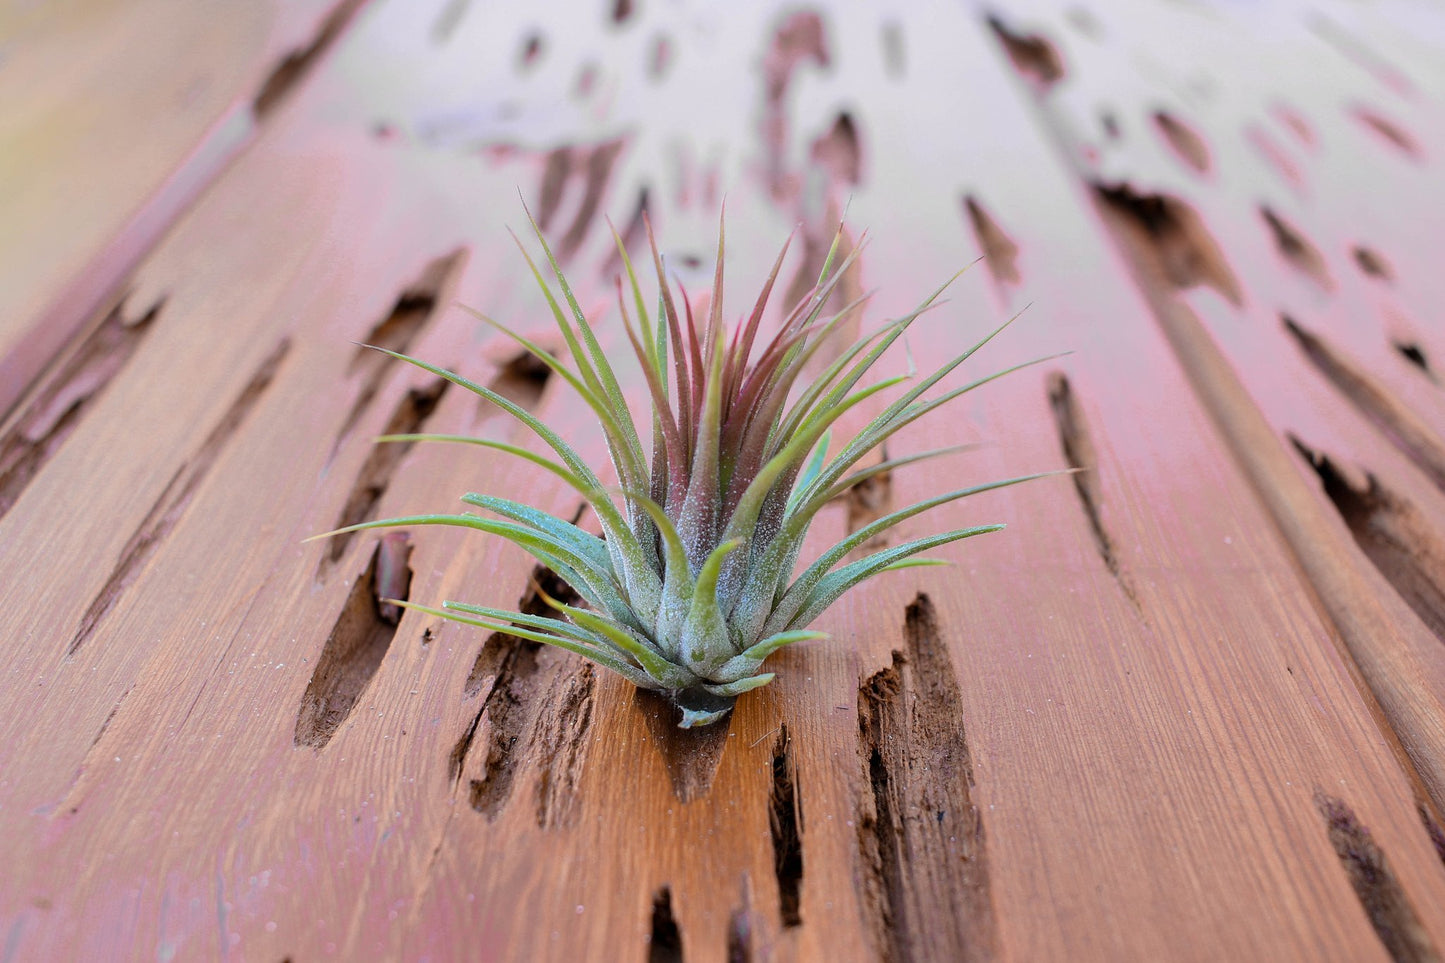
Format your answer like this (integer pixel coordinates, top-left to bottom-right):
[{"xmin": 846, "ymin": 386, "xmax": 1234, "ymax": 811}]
[{"xmin": 318, "ymin": 210, "xmax": 1050, "ymax": 727}]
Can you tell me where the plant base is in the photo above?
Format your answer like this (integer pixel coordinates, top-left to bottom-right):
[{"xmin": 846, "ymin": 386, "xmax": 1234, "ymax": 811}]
[{"xmin": 672, "ymin": 686, "xmax": 737, "ymax": 729}]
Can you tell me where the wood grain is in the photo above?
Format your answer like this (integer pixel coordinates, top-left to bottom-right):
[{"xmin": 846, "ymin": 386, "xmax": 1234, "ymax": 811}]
[
  {"xmin": 2, "ymin": 1, "xmax": 1445, "ymax": 960},
  {"xmin": 0, "ymin": 0, "xmax": 365, "ymax": 419}
]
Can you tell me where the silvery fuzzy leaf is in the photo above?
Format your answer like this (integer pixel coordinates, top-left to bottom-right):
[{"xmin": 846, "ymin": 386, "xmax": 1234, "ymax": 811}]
[{"xmin": 680, "ymin": 538, "xmax": 742, "ymax": 676}]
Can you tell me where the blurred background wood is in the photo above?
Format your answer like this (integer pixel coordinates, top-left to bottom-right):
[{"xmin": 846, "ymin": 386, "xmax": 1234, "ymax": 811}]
[{"xmin": 3, "ymin": 1, "xmax": 1445, "ymax": 960}]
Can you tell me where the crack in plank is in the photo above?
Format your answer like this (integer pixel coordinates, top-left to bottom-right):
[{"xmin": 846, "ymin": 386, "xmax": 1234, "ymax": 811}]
[
  {"xmin": 1315, "ymin": 791, "xmax": 1440, "ymax": 963},
  {"xmin": 69, "ymin": 338, "xmax": 291, "ymax": 656},
  {"xmin": 0, "ymin": 299, "xmax": 162, "ymax": 521},
  {"xmin": 856, "ymin": 594, "xmax": 996, "ymax": 963},
  {"xmin": 295, "ymin": 533, "xmax": 413, "ymax": 749},
  {"xmin": 1047, "ymin": 371, "xmax": 1140, "ymax": 607},
  {"xmin": 1285, "ymin": 316, "xmax": 1445, "ymax": 494}
]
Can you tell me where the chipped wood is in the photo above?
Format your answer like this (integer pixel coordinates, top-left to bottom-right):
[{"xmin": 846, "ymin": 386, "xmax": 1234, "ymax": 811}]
[{"xmin": 4, "ymin": 2, "xmax": 1445, "ymax": 960}]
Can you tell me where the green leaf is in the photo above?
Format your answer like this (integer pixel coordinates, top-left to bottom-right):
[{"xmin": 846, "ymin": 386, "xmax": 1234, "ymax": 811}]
[
  {"xmin": 522, "ymin": 206, "xmax": 642, "ymax": 461},
  {"xmin": 775, "ymin": 472, "xmax": 1057, "ymax": 626},
  {"xmin": 359, "ymin": 347, "xmax": 599, "ymax": 486},
  {"xmin": 460, "ymin": 493, "xmax": 611, "ymax": 571},
  {"xmin": 772, "ymin": 313, "xmax": 909, "ymax": 453},
  {"xmin": 725, "ymin": 230, "xmax": 794, "ymax": 404},
  {"xmin": 727, "ymin": 290, "xmax": 874, "ymax": 486},
  {"xmin": 799, "ymin": 348, "xmax": 1059, "ymax": 517},
  {"xmin": 644, "ymin": 215, "xmax": 693, "ymax": 448},
  {"xmin": 675, "ymin": 323, "xmax": 729, "ymax": 568},
  {"xmin": 770, "ymin": 526, "xmax": 1004, "ymax": 635},
  {"xmin": 700, "ymin": 673, "xmax": 776, "ymax": 697},
  {"xmin": 615, "ymin": 288, "xmax": 686, "ymax": 505},
  {"xmin": 806, "ymin": 307, "xmax": 1025, "ymax": 491},
  {"xmin": 786, "ymin": 429, "xmax": 833, "ymax": 512},
  {"xmin": 441, "ymin": 599, "xmax": 613, "ymax": 650},
  {"xmin": 773, "ymin": 267, "xmax": 967, "ymax": 454},
  {"xmin": 681, "ymin": 538, "xmax": 742, "ymax": 674},
  {"xmin": 818, "ymin": 443, "xmax": 983, "ymax": 503},
  {"xmin": 506, "ymin": 227, "xmax": 611, "ymax": 414},
  {"xmin": 396, "ymin": 601, "xmax": 655, "ymax": 686},
  {"xmin": 356, "ymin": 347, "xmax": 653, "ymax": 592},
  {"xmin": 739, "ymin": 629, "xmax": 828, "ymax": 661},
  {"xmin": 713, "ymin": 630, "xmax": 827, "ymax": 682},
  {"xmin": 608, "ymin": 219, "xmax": 656, "ymax": 373},
  {"xmin": 452, "ymin": 305, "xmax": 645, "ymax": 488},
  {"xmin": 876, "ymin": 557, "xmax": 950, "ymax": 572},
  {"xmin": 378, "ymin": 432, "xmax": 587, "ymax": 491},
  {"xmin": 716, "ymin": 372, "xmax": 909, "ymax": 594},
  {"xmin": 309, "ymin": 511, "xmax": 635, "ymax": 627},
  {"xmin": 369, "ymin": 424, "xmax": 660, "ymax": 618},
  {"xmin": 628, "ymin": 494, "xmax": 692, "ymax": 661},
  {"xmin": 541, "ymin": 596, "xmax": 694, "ymax": 690},
  {"xmin": 630, "ymin": 494, "xmax": 692, "ymax": 588}
]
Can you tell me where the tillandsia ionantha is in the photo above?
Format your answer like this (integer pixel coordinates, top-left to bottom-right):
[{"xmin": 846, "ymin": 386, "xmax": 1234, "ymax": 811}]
[{"xmin": 316, "ymin": 207, "xmax": 1053, "ymax": 727}]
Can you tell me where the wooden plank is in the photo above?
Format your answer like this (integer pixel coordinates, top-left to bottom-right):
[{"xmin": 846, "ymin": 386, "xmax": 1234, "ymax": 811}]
[
  {"xmin": 1, "ymin": 1, "xmax": 1444, "ymax": 960},
  {"xmin": 986, "ymin": 0, "xmax": 1445, "ymax": 809},
  {"xmin": 0, "ymin": 0, "xmax": 366, "ymax": 419}
]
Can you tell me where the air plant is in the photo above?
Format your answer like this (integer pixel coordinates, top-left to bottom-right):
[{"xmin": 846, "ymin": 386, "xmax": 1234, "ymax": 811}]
[{"xmin": 316, "ymin": 208, "xmax": 1050, "ymax": 727}]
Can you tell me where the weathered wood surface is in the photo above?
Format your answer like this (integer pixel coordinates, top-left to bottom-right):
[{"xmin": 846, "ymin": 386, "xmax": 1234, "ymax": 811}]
[
  {"xmin": 3, "ymin": 1, "xmax": 1445, "ymax": 960},
  {"xmin": 0, "ymin": 0, "xmax": 363, "ymax": 417}
]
